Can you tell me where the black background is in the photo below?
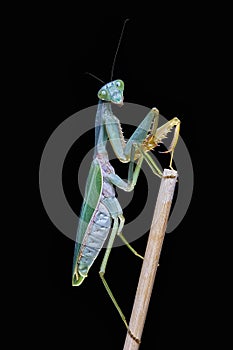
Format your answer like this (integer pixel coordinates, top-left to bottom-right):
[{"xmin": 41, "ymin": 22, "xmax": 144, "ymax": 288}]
[{"xmin": 36, "ymin": 9, "xmax": 212, "ymax": 350}]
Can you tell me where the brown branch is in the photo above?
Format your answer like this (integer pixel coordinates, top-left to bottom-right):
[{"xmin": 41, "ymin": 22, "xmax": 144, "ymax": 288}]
[{"xmin": 123, "ymin": 169, "xmax": 178, "ymax": 349}]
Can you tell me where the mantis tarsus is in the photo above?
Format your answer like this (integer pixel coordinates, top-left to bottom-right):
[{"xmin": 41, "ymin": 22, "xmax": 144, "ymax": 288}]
[{"xmin": 72, "ymin": 21, "xmax": 180, "ymax": 344}]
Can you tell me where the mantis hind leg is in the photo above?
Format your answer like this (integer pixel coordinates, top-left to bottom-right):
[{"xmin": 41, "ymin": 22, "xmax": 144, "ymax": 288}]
[
  {"xmin": 99, "ymin": 216, "xmax": 129, "ymax": 328},
  {"xmin": 99, "ymin": 210, "xmax": 141, "ymax": 343}
]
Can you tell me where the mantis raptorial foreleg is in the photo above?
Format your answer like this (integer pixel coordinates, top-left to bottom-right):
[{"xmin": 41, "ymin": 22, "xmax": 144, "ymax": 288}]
[
  {"xmin": 159, "ymin": 117, "xmax": 181, "ymax": 169},
  {"xmin": 104, "ymin": 107, "xmax": 160, "ymax": 167},
  {"xmin": 144, "ymin": 116, "xmax": 181, "ymax": 169},
  {"xmin": 104, "ymin": 107, "xmax": 180, "ymax": 175}
]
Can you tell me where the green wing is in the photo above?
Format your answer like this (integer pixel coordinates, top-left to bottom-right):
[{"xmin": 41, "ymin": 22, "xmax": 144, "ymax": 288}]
[{"xmin": 72, "ymin": 159, "xmax": 103, "ymax": 271}]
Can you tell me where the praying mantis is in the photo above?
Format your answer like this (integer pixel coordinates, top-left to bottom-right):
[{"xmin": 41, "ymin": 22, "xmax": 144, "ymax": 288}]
[{"xmin": 72, "ymin": 21, "xmax": 180, "ymax": 343}]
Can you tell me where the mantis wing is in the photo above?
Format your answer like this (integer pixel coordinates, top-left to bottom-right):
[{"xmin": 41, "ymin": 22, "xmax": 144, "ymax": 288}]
[{"xmin": 72, "ymin": 159, "xmax": 103, "ymax": 272}]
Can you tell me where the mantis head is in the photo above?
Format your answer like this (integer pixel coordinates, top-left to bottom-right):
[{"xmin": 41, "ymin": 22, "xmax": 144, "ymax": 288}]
[{"xmin": 98, "ymin": 79, "xmax": 124, "ymax": 106}]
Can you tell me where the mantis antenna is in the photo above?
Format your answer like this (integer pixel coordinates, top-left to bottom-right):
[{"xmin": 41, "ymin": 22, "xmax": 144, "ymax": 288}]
[
  {"xmin": 86, "ymin": 19, "xmax": 129, "ymax": 84},
  {"xmin": 110, "ymin": 18, "xmax": 130, "ymax": 80},
  {"xmin": 85, "ymin": 71, "xmax": 105, "ymax": 84}
]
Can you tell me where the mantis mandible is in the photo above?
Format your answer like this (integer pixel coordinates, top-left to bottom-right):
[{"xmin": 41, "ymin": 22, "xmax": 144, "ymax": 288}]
[{"xmin": 72, "ymin": 20, "xmax": 180, "ymax": 343}]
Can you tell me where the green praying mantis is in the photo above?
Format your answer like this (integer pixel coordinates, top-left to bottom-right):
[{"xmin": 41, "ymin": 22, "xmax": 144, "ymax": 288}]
[{"xmin": 72, "ymin": 21, "xmax": 180, "ymax": 343}]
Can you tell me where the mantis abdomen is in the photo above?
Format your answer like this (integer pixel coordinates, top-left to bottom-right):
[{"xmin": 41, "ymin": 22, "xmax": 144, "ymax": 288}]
[
  {"xmin": 78, "ymin": 202, "xmax": 111, "ymax": 278},
  {"xmin": 73, "ymin": 157, "xmax": 124, "ymax": 285}
]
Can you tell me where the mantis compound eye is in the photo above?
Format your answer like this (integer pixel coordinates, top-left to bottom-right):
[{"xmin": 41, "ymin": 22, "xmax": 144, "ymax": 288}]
[
  {"xmin": 114, "ymin": 80, "xmax": 124, "ymax": 91},
  {"xmin": 98, "ymin": 89, "xmax": 108, "ymax": 100}
]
